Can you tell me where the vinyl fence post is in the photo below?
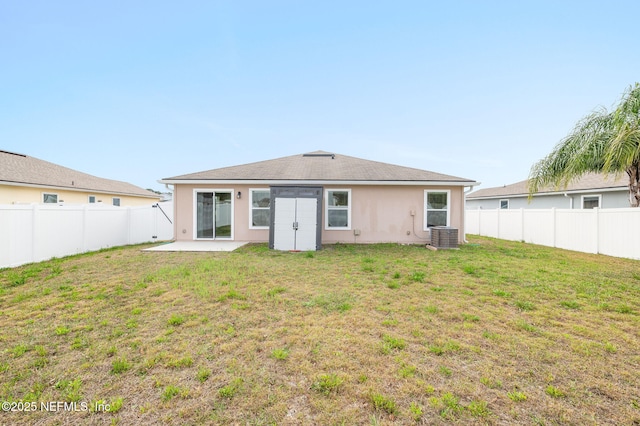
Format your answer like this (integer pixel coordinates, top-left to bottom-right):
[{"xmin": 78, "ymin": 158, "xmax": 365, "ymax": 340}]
[
  {"xmin": 127, "ymin": 207, "xmax": 132, "ymax": 245},
  {"xmin": 551, "ymin": 207, "xmax": 557, "ymax": 248},
  {"xmin": 82, "ymin": 204, "xmax": 88, "ymax": 253},
  {"xmin": 520, "ymin": 208, "xmax": 524, "ymax": 242},
  {"xmin": 31, "ymin": 204, "xmax": 38, "ymax": 264},
  {"xmin": 154, "ymin": 204, "xmax": 158, "ymax": 241},
  {"xmin": 594, "ymin": 207, "xmax": 599, "ymax": 254}
]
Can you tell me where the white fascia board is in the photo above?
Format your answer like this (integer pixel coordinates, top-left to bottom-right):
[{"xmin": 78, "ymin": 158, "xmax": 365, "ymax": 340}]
[
  {"xmin": 158, "ymin": 179, "xmax": 480, "ymax": 187},
  {"xmin": 0, "ymin": 180, "xmax": 159, "ymax": 199}
]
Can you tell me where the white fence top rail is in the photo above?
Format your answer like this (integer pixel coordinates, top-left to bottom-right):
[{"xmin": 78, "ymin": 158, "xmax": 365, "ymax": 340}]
[
  {"xmin": 466, "ymin": 207, "xmax": 640, "ymax": 260},
  {"xmin": 1, "ymin": 202, "xmax": 174, "ymax": 268}
]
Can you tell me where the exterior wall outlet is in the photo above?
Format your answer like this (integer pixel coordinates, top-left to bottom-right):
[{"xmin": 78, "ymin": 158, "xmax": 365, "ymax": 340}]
[
  {"xmin": 354, "ymin": 229, "xmax": 361, "ymax": 236},
  {"xmin": 410, "ymin": 209, "xmax": 416, "ymax": 216}
]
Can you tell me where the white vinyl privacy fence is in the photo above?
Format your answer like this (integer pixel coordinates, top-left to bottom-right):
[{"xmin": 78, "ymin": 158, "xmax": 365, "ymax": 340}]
[
  {"xmin": 466, "ymin": 208, "xmax": 640, "ymax": 260},
  {"xmin": 1, "ymin": 202, "xmax": 174, "ymax": 268}
]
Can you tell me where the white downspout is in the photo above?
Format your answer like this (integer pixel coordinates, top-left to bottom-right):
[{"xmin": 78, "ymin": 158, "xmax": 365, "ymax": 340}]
[{"xmin": 564, "ymin": 192, "xmax": 573, "ymax": 209}]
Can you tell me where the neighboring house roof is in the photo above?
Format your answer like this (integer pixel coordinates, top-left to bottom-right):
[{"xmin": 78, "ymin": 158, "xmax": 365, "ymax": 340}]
[
  {"xmin": 0, "ymin": 150, "xmax": 159, "ymax": 198},
  {"xmin": 161, "ymin": 151, "xmax": 478, "ymax": 186},
  {"xmin": 467, "ymin": 172, "xmax": 627, "ymax": 200}
]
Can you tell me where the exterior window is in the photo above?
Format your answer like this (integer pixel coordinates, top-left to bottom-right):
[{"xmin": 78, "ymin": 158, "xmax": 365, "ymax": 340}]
[
  {"xmin": 424, "ymin": 190, "xmax": 450, "ymax": 228},
  {"xmin": 112, "ymin": 197, "xmax": 121, "ymax": 206},
  {"xmin": 325, "ymin": 189, "xmax": 351, "ymax": 229},
  {"xmin": 500, "ymin": 199, "xmax": 509, "ymax": 209},
  {"xmin": 88, "ymin": 195, "xmax": 96, "ymax": 203},
  {"xmin": 582, "ymin": 195, "xmax": 600, "ymax": 209},
  {"xmin": 250, "ymin": 189, "xmax": 270, "ymax": 228},
  {"xmin": 43, "ymin": 193, "xmax": 58, "ymax": 203}
]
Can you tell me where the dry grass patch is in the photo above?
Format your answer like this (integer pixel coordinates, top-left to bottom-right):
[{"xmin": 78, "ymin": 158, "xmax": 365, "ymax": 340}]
[{"xmin": 0, "ymin": 237, "xmax": 639, "ymax": 424}]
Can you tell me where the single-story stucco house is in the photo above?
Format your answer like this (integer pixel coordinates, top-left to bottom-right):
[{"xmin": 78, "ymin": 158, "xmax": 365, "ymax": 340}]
[
  {"xmin": 0, "ymin": 149, "xmax": 161, "ymax": 206},
  {"xmin": 466, "ymin": 172, "xmax": 629, "ymax": 210},
  {"xmin": 159, "ymin": 151, "xmax": 479, "ymax": 250}
]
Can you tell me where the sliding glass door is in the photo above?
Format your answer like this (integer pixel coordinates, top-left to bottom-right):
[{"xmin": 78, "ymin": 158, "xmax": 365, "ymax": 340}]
[
  {"xmin": 195, "ymin": 191, "xmax": 232, "ymax": 239},
  {"xmin": 214, "ymin": 192, "xmax": 232, "ymax": 238}
]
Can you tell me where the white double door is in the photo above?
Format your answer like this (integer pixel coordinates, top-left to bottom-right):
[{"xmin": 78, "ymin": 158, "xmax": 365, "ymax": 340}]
[{"xmin": 273, "ymin": 197, "xmax": 317, "ymax": 251}]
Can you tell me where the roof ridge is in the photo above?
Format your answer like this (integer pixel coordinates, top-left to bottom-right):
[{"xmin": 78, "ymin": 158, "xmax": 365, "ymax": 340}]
[
  {"xmin": 162, "ymin": 151, "xmax": 477, "ymax": 183},
  {"xmin": 468, "ymin": 172, "xmax": 627, "ymax": 199},
  {"xmin": 0, "ymin": 150, "xmax": 158, "ymax": 198}
]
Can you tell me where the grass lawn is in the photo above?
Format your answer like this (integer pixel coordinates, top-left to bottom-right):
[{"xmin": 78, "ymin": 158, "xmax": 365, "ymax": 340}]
[{"xmin": 1, "ymin": 235, "xmax": 639, "ymax": 425}]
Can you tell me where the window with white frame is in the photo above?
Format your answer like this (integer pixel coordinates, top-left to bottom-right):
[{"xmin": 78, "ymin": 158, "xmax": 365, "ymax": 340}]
[
  {"xmin": 325, "ymin": 189, "xmax": 351, "ymax": 229},
  {"xmin": 43, "ymin": 193, "xmax": 58, "ymax": 203},
  {"xmin": 500, "ymin": 199, "xmax": 509, "ymax": 209},
  {"xmin": 250, "ymin": 189, "xmax": 270, "ymax": 228},
  {"xmin": 88, "ymin": 195, "xmax": 96, "ymax": 203},
  {"xmin": 424, "ymin": 190, "xmax": 450, "ymax": 228},
  {"xmin": 582, "ymin": 195, "xmax": 601, "ymax": 209},
  {"xmin": 112, "ymin": 197, "xmax": 121, "ymax": 206}
]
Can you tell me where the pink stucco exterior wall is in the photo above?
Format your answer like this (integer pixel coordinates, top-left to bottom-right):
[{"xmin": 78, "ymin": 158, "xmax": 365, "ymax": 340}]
[{"xmin": 172, "ymin": 184, "xmax": 466, "ymax": 244}]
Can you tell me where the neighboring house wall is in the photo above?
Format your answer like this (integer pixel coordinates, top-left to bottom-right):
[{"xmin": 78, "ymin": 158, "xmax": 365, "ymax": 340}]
[
  {"xmin": 173, "ymin": 184, "xmax": 466, "ymax": 244},
  {"xmin": 466, "ymin": 190, "xmax": 629, "ymax": 210},
  {"xmin": 597, "ymin": 191, "xmax": 630, "ymax": 208},
  {"xmin": 0, "ymin": 185, "xmax": 160, "ymax": 206}
]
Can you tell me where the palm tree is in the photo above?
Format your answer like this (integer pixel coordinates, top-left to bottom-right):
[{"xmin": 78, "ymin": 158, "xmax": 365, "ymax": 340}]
[{"xmin": 529, "ymin": 83, "xmax": 640, "ymax": 207}]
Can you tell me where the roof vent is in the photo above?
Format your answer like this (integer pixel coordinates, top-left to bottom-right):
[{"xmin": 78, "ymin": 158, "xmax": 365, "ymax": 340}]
[{"xmin": 303, "ymin": 152, "xmax": 335, "ymax": 159}]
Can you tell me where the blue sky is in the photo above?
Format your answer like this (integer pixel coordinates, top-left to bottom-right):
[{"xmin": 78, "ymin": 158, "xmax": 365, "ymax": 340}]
[{"xmin": 1, "ymin": 1, "xmax": 639, "ymax": 192}]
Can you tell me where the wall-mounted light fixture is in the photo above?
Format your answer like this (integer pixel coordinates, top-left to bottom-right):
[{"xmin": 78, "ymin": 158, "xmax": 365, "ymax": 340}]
[{"xmin": 236, "ymin": 191, "xmax": 242, "ymax": 199}]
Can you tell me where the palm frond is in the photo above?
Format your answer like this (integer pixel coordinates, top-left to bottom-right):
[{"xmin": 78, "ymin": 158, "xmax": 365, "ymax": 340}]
[
  {"xmin": 529, "ymin": 82, "xmax": 640, "ymax": 206},
  {"xmin": 528, "ymin": 110, "xmax": 610, "ymax": 195},
  {"xmin": 605, "ymin": 83, "xmax": 640, "ymax": 172}
]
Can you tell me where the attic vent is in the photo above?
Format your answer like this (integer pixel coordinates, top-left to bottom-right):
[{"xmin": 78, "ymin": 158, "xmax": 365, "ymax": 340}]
[{"xmin": 303, "ymin": 152, "xmax": 335, "ymax": 159}]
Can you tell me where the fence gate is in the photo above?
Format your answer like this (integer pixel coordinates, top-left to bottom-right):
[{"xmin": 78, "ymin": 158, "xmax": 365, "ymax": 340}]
[{"xmin": 269, "ymin": 186, "xmax": 322, "ymax": 251}]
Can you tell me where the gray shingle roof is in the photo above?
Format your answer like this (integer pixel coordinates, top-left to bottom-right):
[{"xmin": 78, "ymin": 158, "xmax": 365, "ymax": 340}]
[
  {"xmin": 467, "ymin": 172, "xmax": 627, "ymax": 199},
  {"xmin": 162, "ymin": 151, "xmax": 477, "ymax": 184},
  {"xmin": 0, "ymin": 150, "xmax": 160, "ymax": 198}
]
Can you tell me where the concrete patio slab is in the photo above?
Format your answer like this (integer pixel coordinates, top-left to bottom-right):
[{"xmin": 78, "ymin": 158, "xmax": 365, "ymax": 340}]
[{"xmin": 143, "ymin": 241, "xmax": 248, "ymax": 252}]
